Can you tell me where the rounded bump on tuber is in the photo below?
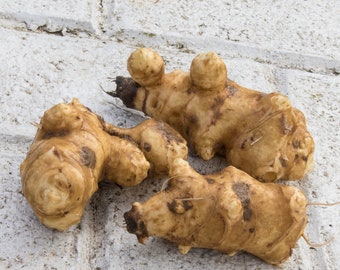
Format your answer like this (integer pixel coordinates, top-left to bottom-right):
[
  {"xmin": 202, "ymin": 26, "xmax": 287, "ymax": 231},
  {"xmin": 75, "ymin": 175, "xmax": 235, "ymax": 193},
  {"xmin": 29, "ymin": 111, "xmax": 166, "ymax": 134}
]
[
  {"xmin": 127, "ymin": 48, "xmax": 165, "ymax": 86},
  {"xmin": 190, "ymin": 51, "xmax": 227, "ymax": 91},
  {"xmin": 41, "ymin": 103, "xmax": 83, "ymax": 133},
  {"xmin": 178, "ymin": 245, "xmax": 192, "ymax": 255}
]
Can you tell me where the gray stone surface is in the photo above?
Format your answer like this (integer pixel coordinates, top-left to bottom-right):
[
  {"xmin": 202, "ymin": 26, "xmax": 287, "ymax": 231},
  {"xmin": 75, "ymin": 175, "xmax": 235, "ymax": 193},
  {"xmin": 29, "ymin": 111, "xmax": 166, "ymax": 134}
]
[{"xmin": 0, "ymin": 1, "xmax": 339, "ymax": 269}]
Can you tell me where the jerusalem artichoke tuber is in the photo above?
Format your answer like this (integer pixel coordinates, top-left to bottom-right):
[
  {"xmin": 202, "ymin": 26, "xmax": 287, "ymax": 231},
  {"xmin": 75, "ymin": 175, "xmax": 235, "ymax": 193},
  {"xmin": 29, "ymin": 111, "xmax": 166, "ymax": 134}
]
[
  {"xmin": 112, "ymin": 48, "xmax": 314, "ymax": 182},
  {"xmin": 103, "ymin": 118, "xmax": 188, "ymax": 175},
  {"xmin": 124, "ymin": 158, "xmax": 307, "ymax": 265},
  {"xmin": 20, "ymin": 98, "xmax": 187, "ymax": 230}
]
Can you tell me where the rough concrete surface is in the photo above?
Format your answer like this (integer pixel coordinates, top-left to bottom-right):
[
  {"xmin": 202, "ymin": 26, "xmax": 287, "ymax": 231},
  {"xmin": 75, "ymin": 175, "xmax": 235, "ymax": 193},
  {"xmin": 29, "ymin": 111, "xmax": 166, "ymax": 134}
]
[{"xmin": 0, "ymin": 1, "xmax": 339, "ymax": 269}]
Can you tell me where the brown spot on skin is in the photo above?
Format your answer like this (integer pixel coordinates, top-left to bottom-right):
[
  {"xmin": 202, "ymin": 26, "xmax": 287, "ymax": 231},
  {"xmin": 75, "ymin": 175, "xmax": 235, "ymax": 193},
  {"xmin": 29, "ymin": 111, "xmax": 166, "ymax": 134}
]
[
  {"xmin": 53, "ymin": 148, "xmax": 60, "ymax": 159},
  {"xmin": 205, "ymin": 178, "xmax": 215, "ymax": 184},
  {"xmin": 186, "ymin": 87, "xmax": 195, "ymax": 94},
  {"xmin": 154, "ymin": 119, "xmax": 186, "ymax": 144},
  {"xmin": 279, "ymin": 115, "xmax": 295, "ymax": 135},
  {"xmin": 189, "ymin": 114, "xmax": 198, "ymax": 124},
  {"xmin": 209, "ymin": 95, "xmax": 225, "ymax": 127},
  {"xmin": 144, "ymin": 142, "xmax": 152, "ymax": 152},
  {"xmin": 302, "ymin": 156, "xmax": 308, "ymax": 161},
  {"xmin": 232, "ymin": 182, "xmax": 252, "ymax": 221},
  {"xmin": 249, "ymin": 228, "xmax": 255, "ymax": 233},
  {"xmin": 59, "ymin": 211, "xmax": 69, "ymax": 217},
  {"xmin": 279, "ymin": 157, "xmax": 287, "ymax": 167},
  {"xmin": 293, "ymin": 140, "xmax": 300, "ymax": 149},
  {"xmin": 241, "ymin": 139, "xmax": 247, "ymax": 149},
  {"xmin": 81, "ymin": 146, "xmax": 96, "ymax": 168},
  {"xmin": 168, "ymin": 199, "xmax": 193, "ymax": 214},
  {"xmin": 226, "ymin": 84, "xmax": 238, "ymax": 97},
  {"xmin": 184, "ymin": 126, "xmax": 190, "ymax": 137}
]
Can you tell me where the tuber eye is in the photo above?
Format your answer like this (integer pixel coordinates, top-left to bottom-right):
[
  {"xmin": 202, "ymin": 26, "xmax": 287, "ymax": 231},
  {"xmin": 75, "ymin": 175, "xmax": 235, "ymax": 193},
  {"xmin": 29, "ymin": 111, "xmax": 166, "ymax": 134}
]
[{"xmin": 168, "ymin": 199, "xmax": 193, "ymax": 214}]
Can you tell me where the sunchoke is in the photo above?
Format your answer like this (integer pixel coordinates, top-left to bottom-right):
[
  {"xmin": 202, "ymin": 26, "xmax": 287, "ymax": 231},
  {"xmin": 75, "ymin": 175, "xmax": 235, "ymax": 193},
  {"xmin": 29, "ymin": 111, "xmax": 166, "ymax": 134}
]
[
  {"xmin": 124, "ymin": 158, "xmax": 307, "ymax": 265},
  {"xmin": 103, "ymin": 118, "xmax": 188, "ymax": 175},
  {"xmin": 20, "ymin": 98, "xmax": 187, "ymax": 230},
  {"xmin": 112, "ymin": 48, "xmax": 314, "ymax": 182}
]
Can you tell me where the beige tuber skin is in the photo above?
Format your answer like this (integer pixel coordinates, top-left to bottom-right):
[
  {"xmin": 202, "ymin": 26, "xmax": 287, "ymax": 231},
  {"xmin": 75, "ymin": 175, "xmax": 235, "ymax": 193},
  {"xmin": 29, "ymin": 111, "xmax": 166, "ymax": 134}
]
[
  {"xmin": 112, "ymin": 48, "xmax": 314, "ymax": 182},
  {"xmin": 124, "ymin": 158, "xmax": 307, "ymax": 265},
  {"xmin": 103, "ymin": 118, "xmax": 188, "ymax": 175},
  {"xmin": 20, "ymin": 98, "xmax": 187, "ymax": 230}
]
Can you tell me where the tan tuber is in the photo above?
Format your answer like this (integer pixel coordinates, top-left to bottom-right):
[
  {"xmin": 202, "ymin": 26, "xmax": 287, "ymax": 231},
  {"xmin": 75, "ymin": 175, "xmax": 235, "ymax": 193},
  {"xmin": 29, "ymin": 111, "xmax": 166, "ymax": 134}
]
[
  {"xmin": 20, "ymin": 98, "xmax": 187, "ymax": 230},
  {"xmin": 112, "ymin": 48, "xmax": 314, "ymax": 182},
  {"xmin": 124, "ymin": 158, "xmax": 307, "ymax": 265}
]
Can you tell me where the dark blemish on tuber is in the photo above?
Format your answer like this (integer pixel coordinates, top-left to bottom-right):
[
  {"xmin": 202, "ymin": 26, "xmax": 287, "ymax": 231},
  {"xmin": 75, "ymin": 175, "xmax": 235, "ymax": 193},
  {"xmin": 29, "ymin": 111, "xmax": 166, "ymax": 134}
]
[
  {"xmin": 249, "ymin": 228, "xmax": 255, "ymax": 233},
  {"xmin": 168, "ymin": 199, "xmax": 193, "ymax": 214},
  {"xmin": 241, "ymin": 139, "xmax": 247, "ymax": 149},
  {"xmin": 155, "ymin": 120, "xmax": 186, "ymax": 144},
  {"xmin": 53, "ymin": 148, "xmax": 60, "ymax": 159},
  {"xmin": 144, "ymin": 142, "xmax": 152, "ymax": 152},
  {"xmin": 226, "ymin": 84, "xmax": 238, "ymax": 97},
  {"xmin": 279, "ymin": 115, "xmax": 294, "ymax": 135},
  {"xmin": 81, "ymin": 146, "xmax": 96, "ymax": 168},
  {"xmin": 189, "ymin": 114, "xmax": 198, "ymax": 124},
  {"xmin": 279, "ymin": 157, "xmax": 287, "ymax": 167},
  {"xmin": 60, "ymin": 210, "xmax": 69, "ymax": 217},
  {"xmin": 124, "ymin": 208, "xmax": 148, "ymax": 241},
  {"xmin": 209, "ymin": 95, "xmax": 225, "ymax": 127},
  {"xmin": 232, "ymin": 182, "xmax": 252, "ymax": 221},
  {"xmin": 205, "ymin": 178, "xmax": 215, "ymax": 184},
  {"xmin": 293, "ymin": 140, "xmax": 300, "ymax": 149},
  {"xmin": 113, "ymin": 76, "xmax": 140, "ymax": 109}
]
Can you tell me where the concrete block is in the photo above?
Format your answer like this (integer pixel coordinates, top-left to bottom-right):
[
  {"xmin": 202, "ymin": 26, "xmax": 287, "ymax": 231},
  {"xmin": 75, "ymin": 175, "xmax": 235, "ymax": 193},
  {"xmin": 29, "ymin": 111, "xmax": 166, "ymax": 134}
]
[
  {"xmin": 105, "ymin": 0, "xmax": 340, "ymax": 60},
  {"xmin": 0, "ymin": 0, "xmax": 101, "ymax": 34}
]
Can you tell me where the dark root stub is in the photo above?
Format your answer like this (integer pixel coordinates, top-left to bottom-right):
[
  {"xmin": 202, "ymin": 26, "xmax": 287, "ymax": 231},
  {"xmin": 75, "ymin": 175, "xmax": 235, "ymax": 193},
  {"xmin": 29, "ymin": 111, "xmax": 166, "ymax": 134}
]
[
  {"xmin": 109, "ymin": 76, "xmax": 140, "ymax": 109},
  {"xmin": 124, "ymin": 204, "xmax": 149, "ymax": 243}
]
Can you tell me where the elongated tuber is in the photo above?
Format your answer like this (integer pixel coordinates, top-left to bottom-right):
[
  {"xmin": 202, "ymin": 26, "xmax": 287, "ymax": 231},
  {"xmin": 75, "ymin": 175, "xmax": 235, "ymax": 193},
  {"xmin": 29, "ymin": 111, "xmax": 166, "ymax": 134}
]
[
  {"xmin": 112, "ymin": 48, "xmax": 314, "ymax": 181},
  {"xmin": 124, "ymin": 158, "xmax": 307, "ymax": 265},
  {"xmin": 103, "ymin": 118, "xmax": 188, "ymax": 175},
  {"xmin": 20, "ymin": 98, "xmax": 187, "ymax": 230}
]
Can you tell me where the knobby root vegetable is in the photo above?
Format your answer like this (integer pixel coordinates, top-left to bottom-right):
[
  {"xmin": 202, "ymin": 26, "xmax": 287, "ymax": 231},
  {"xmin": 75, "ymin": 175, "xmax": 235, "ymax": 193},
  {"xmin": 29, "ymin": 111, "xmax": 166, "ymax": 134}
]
[
  {"xmin": 111, "ymin": 48, "xmax": 314, "ymax": 182},
  {"xmin": 20, "ymin": 98, "xmax": 187, "ymax": 230},
  {"xmin": 103, "ymin": 118, "xmax": 188, "ymax": 175},
  {"xmin": 124, "ymin": 158, "xmax": 307, "ymax": 265}
]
